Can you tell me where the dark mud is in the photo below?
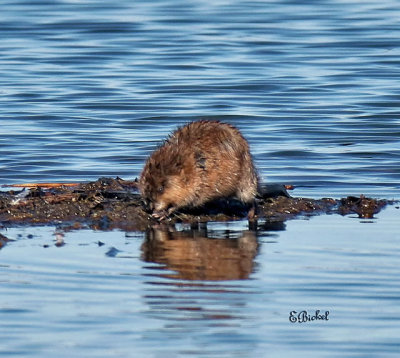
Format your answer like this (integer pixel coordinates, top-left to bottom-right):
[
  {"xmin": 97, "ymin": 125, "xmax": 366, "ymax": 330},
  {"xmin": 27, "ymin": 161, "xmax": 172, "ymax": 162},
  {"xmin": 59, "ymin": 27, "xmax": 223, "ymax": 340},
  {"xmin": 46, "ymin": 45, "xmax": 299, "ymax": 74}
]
[{"xmin": 0, "ymin": 177, "xmax": 391, "ymax": 231}]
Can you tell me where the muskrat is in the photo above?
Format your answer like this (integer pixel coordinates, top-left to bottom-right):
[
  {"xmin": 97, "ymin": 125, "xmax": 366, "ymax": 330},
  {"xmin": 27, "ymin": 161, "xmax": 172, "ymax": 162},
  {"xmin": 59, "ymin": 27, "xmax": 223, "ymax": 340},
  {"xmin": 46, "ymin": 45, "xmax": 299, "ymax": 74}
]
[{"xmin": 139, "ymin": 120, "xmax": 259, "ymax": 219}]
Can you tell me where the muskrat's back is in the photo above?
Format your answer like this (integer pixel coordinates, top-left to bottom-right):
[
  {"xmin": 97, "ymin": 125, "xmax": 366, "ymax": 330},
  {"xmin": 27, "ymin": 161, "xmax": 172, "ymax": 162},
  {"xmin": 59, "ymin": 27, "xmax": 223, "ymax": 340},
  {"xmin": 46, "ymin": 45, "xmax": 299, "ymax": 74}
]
[{"xmin": 139, "ymin": 120, "xmax": 258, "ymax": 218}]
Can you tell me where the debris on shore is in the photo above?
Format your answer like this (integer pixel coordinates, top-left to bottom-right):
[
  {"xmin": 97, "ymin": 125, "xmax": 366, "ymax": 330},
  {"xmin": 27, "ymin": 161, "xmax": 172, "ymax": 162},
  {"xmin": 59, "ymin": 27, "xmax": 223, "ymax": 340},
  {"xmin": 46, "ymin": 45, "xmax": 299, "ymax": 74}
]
[{"xmin": 0, "ymin": 177, "xmax": 391, "ymax": 231}]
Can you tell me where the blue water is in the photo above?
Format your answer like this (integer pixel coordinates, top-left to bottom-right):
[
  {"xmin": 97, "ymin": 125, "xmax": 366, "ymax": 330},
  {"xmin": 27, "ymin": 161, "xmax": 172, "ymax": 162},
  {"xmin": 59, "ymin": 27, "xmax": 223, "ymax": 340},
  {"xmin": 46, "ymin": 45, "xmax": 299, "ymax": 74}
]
[{"xmin": 1, "ymin": 0, "xmax": 400, "ymax": 357}]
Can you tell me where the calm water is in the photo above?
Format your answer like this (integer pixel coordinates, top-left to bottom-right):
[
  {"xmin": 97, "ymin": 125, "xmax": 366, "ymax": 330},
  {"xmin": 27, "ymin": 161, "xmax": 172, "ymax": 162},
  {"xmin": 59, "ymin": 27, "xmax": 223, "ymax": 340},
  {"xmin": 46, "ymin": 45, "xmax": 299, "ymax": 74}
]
[
  {"xmin": 1, "ymin": 206, "xmax": 400, "ymax": 357},
  {"xmin": 1, "ymin": 0, "xmax": 400, "ymax": 357}
]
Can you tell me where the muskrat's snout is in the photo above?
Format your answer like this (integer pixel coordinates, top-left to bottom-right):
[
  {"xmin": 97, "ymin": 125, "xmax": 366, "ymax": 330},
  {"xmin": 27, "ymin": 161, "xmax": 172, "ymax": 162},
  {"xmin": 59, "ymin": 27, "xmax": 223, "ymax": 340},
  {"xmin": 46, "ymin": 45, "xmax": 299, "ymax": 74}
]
[
  {"xmin": 141, "ymin": 197, "xmax": 154, "ymax": 213},
  {"xmin": 141, "ymin": 194, "xmax": 175, "ymax": 220}
]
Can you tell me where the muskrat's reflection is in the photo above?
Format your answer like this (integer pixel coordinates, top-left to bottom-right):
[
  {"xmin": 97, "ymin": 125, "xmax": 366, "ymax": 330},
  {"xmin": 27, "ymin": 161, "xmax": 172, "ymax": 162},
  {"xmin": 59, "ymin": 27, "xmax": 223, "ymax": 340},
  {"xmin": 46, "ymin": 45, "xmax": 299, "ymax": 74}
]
[{"xmin": 141, "ymin": 225, "xmax": 258, "ymax": 281}]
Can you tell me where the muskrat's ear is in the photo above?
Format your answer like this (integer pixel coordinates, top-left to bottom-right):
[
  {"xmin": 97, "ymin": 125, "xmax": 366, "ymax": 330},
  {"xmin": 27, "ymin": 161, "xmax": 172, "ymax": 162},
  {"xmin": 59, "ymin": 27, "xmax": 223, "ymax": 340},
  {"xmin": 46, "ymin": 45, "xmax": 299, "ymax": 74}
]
[
  {"xmin": 151, "ymin": 161, "xmax": 166, "ymax": 176},
  {"xmin": 155, "ymin": 162, "xmax": 162, "ymax": 171}
]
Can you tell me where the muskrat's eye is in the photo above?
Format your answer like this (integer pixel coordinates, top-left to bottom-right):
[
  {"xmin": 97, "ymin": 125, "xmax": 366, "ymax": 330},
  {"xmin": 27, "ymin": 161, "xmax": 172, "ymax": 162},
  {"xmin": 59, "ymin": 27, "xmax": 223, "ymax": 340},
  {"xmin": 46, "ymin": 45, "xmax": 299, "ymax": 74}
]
[{"xmin": 158, "ymin": 185, "xmax": 164, "ymax": 194}]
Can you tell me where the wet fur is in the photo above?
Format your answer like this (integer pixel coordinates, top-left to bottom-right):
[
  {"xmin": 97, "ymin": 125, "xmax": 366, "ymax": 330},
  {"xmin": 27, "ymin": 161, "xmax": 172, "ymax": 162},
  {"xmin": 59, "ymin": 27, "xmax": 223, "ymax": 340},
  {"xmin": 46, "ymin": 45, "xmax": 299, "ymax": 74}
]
[{"xmin": 139, "ymin": 120, "xmax": 259, "ymax": 218}]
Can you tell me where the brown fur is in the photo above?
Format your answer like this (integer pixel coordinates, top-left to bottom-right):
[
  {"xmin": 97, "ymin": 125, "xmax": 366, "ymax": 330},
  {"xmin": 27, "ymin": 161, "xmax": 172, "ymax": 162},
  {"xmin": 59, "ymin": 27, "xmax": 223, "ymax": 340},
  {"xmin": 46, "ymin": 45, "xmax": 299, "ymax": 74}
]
[{"xmin": 139, "ymin": 120, "xmax": 259, "ymax": 219}]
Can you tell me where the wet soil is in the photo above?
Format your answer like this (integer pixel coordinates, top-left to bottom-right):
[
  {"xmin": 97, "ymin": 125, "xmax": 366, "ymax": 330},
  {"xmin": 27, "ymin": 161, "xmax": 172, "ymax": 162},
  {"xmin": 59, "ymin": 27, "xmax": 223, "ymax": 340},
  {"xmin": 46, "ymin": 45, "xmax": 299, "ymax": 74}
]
[{"xmin": 0, "ymin": 177, "xmax": 392, "ymax": 231}]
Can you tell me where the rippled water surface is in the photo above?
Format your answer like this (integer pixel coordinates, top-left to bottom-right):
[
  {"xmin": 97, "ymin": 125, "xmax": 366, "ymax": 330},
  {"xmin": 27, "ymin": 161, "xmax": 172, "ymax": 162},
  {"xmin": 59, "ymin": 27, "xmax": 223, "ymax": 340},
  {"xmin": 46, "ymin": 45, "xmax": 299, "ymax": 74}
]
[
  {"xmin": 1, "ymin": 0, "xmax": 399, "ymax": 198},
  {"xmin": 1, "ymin": 0, "xmax": 400, "ymax": 357}
]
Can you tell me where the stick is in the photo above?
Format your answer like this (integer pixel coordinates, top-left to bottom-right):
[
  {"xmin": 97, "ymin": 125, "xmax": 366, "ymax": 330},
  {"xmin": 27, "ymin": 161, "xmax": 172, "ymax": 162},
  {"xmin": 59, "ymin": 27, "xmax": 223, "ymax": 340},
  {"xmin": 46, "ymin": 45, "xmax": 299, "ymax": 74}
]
[{"xmin": 2, "ymin": 183, "xmax": 81, "ymax": 188}]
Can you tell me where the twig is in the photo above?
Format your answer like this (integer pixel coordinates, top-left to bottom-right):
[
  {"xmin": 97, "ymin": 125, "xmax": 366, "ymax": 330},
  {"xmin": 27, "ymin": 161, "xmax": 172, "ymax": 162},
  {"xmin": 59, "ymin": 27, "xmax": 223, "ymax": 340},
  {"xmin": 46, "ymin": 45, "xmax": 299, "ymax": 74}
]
[{"xmin": 3, "ymin": 183, "xmax": 81, "ymax": 188}]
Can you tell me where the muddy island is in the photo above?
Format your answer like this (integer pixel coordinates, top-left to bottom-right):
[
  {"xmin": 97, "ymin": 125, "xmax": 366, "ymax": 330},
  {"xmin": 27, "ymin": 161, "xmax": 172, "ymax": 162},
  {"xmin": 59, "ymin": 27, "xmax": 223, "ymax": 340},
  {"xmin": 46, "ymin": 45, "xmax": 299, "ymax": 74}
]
[{"xmin": 0, "ymin": 177, "xmax": 392, "ymax": 231}]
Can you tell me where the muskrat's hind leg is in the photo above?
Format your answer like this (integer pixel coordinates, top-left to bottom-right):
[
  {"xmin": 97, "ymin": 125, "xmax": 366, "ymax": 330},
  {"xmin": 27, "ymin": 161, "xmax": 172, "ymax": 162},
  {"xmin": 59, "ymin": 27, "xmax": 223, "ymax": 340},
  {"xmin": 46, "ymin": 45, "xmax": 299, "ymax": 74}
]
[{"xmin": 247, "ymin": 199, "xmax": 258, "ymax": 221}]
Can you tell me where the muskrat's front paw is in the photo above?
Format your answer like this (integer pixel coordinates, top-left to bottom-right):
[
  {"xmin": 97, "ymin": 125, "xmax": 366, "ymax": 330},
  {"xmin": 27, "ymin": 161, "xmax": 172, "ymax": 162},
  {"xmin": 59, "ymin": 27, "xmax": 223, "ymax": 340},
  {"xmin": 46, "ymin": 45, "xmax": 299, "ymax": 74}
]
[
  {"xmin": 151, "ymin": 206, "xmax": 176, "ymax": 221},
  {"xmin": 151, "ymin": 210, "xmax": 168, "ymax": 221}
]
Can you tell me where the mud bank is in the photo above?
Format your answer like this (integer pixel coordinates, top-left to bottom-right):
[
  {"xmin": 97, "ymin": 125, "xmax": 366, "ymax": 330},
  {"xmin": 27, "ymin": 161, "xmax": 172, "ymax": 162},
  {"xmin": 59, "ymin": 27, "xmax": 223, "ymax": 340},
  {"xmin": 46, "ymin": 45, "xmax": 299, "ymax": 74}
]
[{"xmin": 0, "ymin": 177, "xmax": 391, "ymax": 231}]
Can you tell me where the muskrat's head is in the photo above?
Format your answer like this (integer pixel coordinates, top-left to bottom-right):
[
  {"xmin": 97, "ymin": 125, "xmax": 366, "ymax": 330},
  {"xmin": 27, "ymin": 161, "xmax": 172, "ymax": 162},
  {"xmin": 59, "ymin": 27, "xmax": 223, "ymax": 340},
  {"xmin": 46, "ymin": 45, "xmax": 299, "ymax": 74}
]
[
  {"xmin": 139, "ymin": 150, "xmax": 191, "ymax": 218},
  {"xmin": 139, "ymin": 173, "xmax": 173, "ymax": 213}
]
